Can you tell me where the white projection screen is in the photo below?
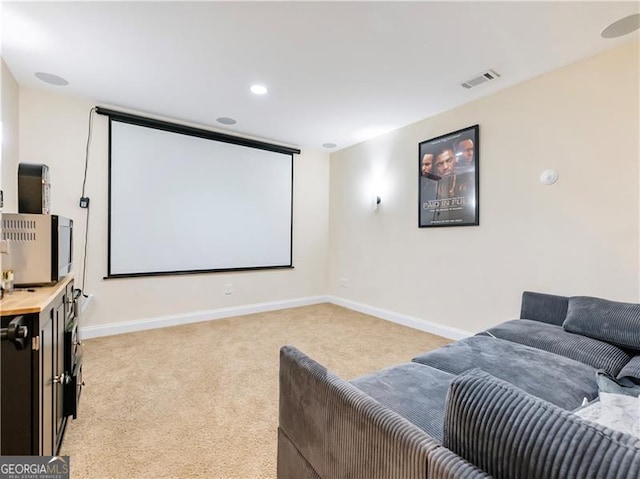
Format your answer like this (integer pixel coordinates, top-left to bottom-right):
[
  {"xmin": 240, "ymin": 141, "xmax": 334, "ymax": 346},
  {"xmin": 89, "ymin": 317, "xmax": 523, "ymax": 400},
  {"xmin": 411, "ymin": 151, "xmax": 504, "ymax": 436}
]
[{"xmin": 104, "ymin": 111, "xmax": 297, "ymax": 277}]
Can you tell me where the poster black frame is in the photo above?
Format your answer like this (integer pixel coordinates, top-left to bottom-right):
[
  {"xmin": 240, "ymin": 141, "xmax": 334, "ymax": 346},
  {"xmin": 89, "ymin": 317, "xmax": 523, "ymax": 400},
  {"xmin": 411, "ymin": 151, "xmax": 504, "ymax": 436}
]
[{"xmin": 418, "ymin": 124, "xmax": 479, "ymax": 228}]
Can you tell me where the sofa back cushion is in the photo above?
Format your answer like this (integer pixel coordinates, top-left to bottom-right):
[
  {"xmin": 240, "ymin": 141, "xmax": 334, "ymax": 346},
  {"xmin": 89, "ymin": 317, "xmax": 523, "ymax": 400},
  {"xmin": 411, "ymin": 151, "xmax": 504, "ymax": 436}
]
[
  {"xmin": 563, "ymin": 296, "xmax": 640, "ymax": 351},
  {"xmin": 443, "ymin": 369, "xmax": 640, "ymax": 479},
  {"xmin": 520, "ymin": 291, "xmax": 569, "ymax": 326}
]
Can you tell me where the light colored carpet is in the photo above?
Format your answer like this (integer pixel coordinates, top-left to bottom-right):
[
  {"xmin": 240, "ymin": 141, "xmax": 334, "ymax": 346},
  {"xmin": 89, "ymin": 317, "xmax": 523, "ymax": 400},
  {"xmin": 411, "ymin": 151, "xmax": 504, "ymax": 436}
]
[{"xmin": 60, "ymin": 303, "xmax": 451, "ymax": 478}]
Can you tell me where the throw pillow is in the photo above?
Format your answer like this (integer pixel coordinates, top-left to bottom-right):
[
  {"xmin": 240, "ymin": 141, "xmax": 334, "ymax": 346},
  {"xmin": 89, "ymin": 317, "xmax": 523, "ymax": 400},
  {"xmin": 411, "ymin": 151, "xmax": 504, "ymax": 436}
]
[
  {"xmin": 563, "ymin": 296, "xmax": 640, "ymax": 350},
  {"xmin": 598, "ymin": 370, "xmax": 640, "ymax": 396},
  {"xmin": 618, "ymin": 356, "xmax": 640, "ymax": 382},
  {"xmin": 575, "ymin": 371, "xmax": 640, "ymax": 438}
]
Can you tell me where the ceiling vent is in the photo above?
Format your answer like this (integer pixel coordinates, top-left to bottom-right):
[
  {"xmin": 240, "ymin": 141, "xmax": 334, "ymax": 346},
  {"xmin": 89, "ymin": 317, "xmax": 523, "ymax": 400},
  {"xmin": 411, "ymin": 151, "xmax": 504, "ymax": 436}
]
[{"xmin": 460, "ymin": 69, "xmax": 501, "ymax": 89}]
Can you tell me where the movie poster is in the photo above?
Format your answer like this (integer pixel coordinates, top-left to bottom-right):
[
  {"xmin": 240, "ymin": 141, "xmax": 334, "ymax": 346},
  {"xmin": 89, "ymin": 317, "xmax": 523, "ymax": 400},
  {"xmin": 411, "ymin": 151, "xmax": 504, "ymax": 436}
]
[{"xmin": 418, "ymin": 125, "xmax": 479, "ymax": 227}]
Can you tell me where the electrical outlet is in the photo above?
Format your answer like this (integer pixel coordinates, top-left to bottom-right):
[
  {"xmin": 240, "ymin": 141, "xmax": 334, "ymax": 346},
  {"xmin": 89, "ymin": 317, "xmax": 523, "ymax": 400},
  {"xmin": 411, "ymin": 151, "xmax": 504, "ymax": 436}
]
[
  {"xmin": 224, "ymin": 283, "xmax": 233, "ymax": 295},
  {"xmin": 339, "ymin": 278, "xmax": 349, "ymax": 288}
]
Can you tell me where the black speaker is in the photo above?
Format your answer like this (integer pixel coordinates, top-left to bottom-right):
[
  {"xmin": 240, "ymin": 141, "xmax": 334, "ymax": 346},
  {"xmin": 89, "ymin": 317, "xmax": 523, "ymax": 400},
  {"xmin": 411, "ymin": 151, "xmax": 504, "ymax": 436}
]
[{"xmin": 18, "ymin": 163, "xmax": 50, "ymax": 214}]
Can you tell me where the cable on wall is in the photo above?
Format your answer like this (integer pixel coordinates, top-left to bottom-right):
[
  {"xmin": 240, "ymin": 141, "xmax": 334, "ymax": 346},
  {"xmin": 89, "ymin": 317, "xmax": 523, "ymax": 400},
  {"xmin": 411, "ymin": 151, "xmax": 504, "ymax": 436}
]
[{"xmin": 78, "ymin": 106, "xmax": 97, "ymax": 298}]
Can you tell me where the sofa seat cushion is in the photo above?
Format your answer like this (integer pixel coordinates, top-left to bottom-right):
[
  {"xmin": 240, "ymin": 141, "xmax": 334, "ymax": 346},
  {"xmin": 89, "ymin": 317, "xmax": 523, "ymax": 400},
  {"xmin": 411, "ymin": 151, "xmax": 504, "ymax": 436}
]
[
  {"xmin": 350, "ymin": 363, "xmax": 454, "ymax": 443},
  {"xmin": 412, "ymin": 336, "xmax": 598, "ymax": 410},
  {"xmin": 481, "ymin": 319, "xmax": 630, "ymax": 376},
  {"xmin": 563, "ymin": 296, "xmax": 640, "ymax": 351}
]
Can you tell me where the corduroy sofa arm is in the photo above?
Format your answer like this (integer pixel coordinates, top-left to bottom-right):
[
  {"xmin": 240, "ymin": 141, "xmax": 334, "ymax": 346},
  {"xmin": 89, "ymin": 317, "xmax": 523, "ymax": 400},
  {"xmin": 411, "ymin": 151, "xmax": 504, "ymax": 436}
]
[
  {"xmin": 427, "ymin": 446, "xmax": 491, "ymax": 478},
  {"xmin": 278, "ymin": 345, "xmax": 442, "ymax": 479},
  {"xmin": 444, "ymin": 369, "xmax": 640, "ymax": 479}
]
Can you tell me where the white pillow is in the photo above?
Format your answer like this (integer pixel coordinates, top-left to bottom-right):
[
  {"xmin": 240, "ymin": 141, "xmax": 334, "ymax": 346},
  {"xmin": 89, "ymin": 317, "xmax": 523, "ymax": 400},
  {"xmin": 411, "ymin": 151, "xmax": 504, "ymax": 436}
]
[
  {"xmin": 575, "ymin": 373, "xmax": 640, "ymax": 438},
  {"xmin": 597, "ymin": 392, "xmax": 640, "ymax": 437}
]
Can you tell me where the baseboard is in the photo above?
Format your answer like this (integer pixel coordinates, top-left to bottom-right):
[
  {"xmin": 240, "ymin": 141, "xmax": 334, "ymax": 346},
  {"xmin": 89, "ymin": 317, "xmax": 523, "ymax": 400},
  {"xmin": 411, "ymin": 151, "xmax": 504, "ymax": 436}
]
[
  {"xmin": 79, "ymin": 295, "xmax": 330, "ymax": 339},
  {"xmin": 327, "ymin": 296, "xmax": 472, "ymax": 340},
  {"xmin": 80, "ymin": 294, "xmax": 472, "ymax": 341}
]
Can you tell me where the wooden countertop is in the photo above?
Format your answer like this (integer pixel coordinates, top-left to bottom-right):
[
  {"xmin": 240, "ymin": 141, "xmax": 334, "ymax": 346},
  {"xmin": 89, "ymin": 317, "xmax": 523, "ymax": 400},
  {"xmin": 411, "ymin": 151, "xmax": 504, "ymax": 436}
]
[{"xmin": 0, "ymin": 275, "xmax": 73, "ymax": 316}]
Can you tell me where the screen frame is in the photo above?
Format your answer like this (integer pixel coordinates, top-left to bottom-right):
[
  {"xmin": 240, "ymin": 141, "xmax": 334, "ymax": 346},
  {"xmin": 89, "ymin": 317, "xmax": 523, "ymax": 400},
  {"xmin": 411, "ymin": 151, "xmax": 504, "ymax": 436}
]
[{"xmin": 97, "ymin": 107, "xmax": 300, "ymax": 279}]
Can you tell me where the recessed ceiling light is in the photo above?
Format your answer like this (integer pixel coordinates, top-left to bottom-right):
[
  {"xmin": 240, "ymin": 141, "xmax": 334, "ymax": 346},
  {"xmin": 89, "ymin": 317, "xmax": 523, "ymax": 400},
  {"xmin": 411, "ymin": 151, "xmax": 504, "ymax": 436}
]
[
  {"xmin": 217, "ymin": 117, "xmax": 237, "ymax": 125},
  {"xmin": 250, "ymin": 84, "xmax": 268, "ymax": 95},
  {"xmin": 601, "ymin": 13, "xmax": 640, "ymax": 38},
  {"xmin": 35, "ymin": 72, "xmax": 68, "ymax": 86},
  {"xmin": 322, "ymin": 143, "xmax": 338, "ymax": 149}
]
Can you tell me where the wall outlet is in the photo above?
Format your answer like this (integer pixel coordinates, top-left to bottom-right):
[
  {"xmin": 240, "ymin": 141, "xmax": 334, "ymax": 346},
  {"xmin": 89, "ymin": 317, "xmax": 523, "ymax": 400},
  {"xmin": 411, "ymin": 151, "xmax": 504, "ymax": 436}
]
[
  {"xmin": 339, "ymin": 278, "xmax": 349, "ymax": 288},
  {"xmin": 224, "ymin": 283, "xmax": 233, "ymax": 295}
]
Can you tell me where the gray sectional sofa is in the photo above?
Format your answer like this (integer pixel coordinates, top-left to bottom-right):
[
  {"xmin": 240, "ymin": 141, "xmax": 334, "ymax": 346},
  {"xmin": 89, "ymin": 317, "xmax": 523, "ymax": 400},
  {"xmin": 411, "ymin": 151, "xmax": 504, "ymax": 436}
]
[{"xmin": 277, "ymin": 292, "xmax": 640, "ymax": 478}]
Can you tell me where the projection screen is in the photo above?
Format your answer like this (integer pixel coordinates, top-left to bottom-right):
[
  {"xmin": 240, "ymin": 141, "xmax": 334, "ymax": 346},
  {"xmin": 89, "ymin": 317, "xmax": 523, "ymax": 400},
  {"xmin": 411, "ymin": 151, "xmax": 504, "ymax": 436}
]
[{"xmin": 100, "ymin": 109, "xmax": 299, "ymax": 278}]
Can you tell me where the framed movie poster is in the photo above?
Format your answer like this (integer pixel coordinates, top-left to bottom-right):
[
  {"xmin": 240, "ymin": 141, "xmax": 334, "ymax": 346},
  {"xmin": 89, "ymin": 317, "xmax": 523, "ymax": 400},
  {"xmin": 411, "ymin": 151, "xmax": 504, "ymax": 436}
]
[{"xmin": 418, "ymin": 125, "xmax": 479, "ymax": 227}]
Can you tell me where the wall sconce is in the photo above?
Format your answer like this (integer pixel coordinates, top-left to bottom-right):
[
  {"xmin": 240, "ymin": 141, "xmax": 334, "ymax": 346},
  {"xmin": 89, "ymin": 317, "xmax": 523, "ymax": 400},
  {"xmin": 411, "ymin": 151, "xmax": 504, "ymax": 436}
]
[{"xmin": 373, "ymin": 195, "xmax": 382, "ymax": 211}]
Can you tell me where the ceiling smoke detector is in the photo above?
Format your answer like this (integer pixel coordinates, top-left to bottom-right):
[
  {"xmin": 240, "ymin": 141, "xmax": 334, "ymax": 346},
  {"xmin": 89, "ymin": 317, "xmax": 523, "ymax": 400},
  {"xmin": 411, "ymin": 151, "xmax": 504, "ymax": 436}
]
[{"xmin": 460, "ymin": 69, "xmax": 501, "ymax": 89}]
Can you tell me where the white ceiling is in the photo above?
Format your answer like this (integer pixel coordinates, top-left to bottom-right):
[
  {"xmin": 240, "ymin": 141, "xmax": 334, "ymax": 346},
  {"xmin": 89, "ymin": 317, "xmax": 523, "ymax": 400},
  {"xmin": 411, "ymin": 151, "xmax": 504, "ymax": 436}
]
[{"xmin": 2, "ymin": 2, "xmax": 638, "ymax": 151}]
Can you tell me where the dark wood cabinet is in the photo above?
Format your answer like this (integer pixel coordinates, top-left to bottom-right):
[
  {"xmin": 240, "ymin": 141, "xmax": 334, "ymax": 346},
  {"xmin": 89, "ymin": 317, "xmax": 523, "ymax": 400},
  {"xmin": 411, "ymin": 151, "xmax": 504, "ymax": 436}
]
[
  {"xmin": 54, "ymin": 297, "xmax": 66, "ymax": 449},
  {"xmin": 1, "ymin": 276, "xmax": 81, "ymax": 455},
  {"xmin": 41, "ymin": 305, "xmax": 55, "ymax": 455}
]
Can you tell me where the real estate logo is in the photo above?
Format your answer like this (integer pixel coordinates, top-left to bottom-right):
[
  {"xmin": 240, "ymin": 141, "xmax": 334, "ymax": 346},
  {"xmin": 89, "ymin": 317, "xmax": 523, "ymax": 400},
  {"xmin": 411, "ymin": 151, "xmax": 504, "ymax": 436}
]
[{"xmin": 0, "ymin": 456, "xmax": 70, "ymax": 479}]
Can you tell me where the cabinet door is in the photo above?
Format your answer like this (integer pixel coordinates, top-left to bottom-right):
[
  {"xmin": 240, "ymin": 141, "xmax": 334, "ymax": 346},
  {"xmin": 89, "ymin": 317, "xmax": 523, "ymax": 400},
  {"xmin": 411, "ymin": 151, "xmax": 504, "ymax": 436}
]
[
  {"xmin": 40, "ymin": 309, "xmax": 54, "ymax": 456},
  {"xmin": 54, "ymin": 296, "xmax": 66, "ymax": 451},
  {"xmin": 0, "ymin": 314, "xmax": 36, "ymax": 455}
]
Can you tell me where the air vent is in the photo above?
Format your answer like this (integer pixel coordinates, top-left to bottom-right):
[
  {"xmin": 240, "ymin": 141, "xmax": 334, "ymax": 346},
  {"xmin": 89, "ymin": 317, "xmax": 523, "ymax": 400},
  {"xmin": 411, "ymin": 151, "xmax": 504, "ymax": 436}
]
[
  {"xmin": 461, "ymin": 69, "xmax": 501, "ymax": 89},
  {"xmin": 1, "ymin": 219, "xmax": 37, "ymax": 242}
]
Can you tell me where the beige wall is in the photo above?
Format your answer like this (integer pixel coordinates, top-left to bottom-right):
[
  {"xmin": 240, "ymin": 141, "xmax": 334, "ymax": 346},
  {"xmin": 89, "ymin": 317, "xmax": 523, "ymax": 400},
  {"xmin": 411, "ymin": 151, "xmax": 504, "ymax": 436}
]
[
  {"xmin": 18, "ymin": 88, "xmax": 330, "ymax": 328},
  {"xmin": 1, "ymin": 59, "xmax": 19, "ymax": 212},
  {"xmin": 329, "ymin": 41, "xmax": 640, "ymax": 334},
  {"xmin": 11, "ymin": 41, "xmax": 640, "ymax": 336}
]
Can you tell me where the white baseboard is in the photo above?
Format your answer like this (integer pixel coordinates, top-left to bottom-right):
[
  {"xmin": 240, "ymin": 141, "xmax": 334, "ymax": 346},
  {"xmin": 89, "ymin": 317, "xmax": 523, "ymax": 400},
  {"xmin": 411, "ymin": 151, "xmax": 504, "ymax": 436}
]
[
  {"xmin": 79, "ymin": 295, "xmax": 329, "ymax": 339},
  {"xmin": 327, "ymin": 296, "xmax": 472, "ymax": 340},
  {"xmin": 79, "ymin": 294, "xmax": 472, "ymax": 341}
]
